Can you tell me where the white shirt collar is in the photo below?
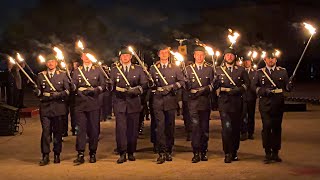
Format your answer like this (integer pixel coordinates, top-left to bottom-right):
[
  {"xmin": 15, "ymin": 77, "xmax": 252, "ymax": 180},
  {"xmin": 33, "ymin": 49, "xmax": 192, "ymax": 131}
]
[
  {"xmin": 266, "ymin": 65, "xmax": 275, "ymax": 71},
  {"xmin": 83, "ymin": 63, "xmax": 93, "ymax": 71},
  {"xmin": 47, "ymin": 69, "xmax": 56, "ymax": 75}
]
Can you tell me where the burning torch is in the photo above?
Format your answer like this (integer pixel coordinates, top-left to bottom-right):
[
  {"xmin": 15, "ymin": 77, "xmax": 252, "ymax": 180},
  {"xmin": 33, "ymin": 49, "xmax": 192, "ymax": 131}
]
[
  {"xmin": 16, "ymin": 52, "xmax": 36, "ymax": 77},
  {"xmin": 8, "ymin": 56, "xmax": 37, "ymax": 87}
]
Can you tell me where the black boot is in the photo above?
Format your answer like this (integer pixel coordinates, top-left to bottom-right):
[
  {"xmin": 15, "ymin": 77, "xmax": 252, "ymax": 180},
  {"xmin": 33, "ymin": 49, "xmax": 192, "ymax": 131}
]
[
  {"xmin": 201, "ymin": 151, "xmax": 208, "ymax": 161},
  {"xmin": 153, "ymin": 144, "xmax": 158, "ymax": 154},
  {"xmin": 192, "ymin": 152, "xmax": 200, "ymax": 163},
  {"xmin": 264, "ymin": 149, "xmax": 272, "ymax": 164},
  {"xmin": 271, "ymin": 150, "xmax": 282, "ymax": 162},
  {"xmin": 117, "ymin": 153, "xmax": 127, "ymax": 164},
  {"xmin": 54, "ymin": 154, "xmax": 60, "ymax": 164},
  {"xmin": 73, "ymin": 152, "xmax": 85, "ymax": 165},
  {"xmin": 89, "ymin": 152, "xmax": 96, "ymax": 163},
  {"xmin": 128, "ymin": 153, "xmax": 136, "ymax": 161},
  {"xmin": 157, "ymin": 153, "xmax": 166, "ymax": 164},
  {"xmin": 165, "ymin": 152, "xmax": 172, "ymax": 161},
  {"xmin": 39, "ymin": 154, "xmax": 50, "ymax": 166},
  {"xmin": 224, "ymin": 154, "xmax": 232, "ymax": 163},
  {"xmin": 232, "ymin": 151, "xmax": 239, "ymax": 161}
]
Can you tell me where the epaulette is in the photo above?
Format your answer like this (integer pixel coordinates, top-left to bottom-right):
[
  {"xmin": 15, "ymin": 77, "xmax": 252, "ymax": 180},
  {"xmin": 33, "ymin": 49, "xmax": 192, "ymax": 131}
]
[
  {"xmin": 40, "ymin": 71, "xmax": 47, "ymax": 75},
  {"xmin": 204, "ymin": 62, "xmax": 211, "ymax": 67},
  {"xmin": 79, "ymin": 66, "xmax": 83, "ymax": 70},
  {"xmin": 168, "ymin": 63, "xmax": 172, "ymax": 68},
  {"xmin": 276, "ymin": 66, "xmax": 286, "ymax": 71},
  {"xmin": 234, "ymin": 65, "xmax": 239, "ymax": 70},
  {"xmin": 131, "ymin": 64, "xmax": 136, "ymax": 70},
  {"xmin": 56, "ymin": 70, "xmax": 61, "ymax": 74}
]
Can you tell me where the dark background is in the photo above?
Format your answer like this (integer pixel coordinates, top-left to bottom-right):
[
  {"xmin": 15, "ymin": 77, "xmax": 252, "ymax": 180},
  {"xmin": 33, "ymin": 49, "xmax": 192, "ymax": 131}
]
[{"xmin": 0, "ymin": 0, "xmax": 319, "ymax": 82}]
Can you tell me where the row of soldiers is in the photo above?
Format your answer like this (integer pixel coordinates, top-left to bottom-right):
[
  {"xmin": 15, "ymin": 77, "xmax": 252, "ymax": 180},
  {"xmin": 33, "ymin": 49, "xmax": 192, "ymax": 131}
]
[{"xmin": 32, "ymin": 44, "xmax": 293, "ymax": 166}]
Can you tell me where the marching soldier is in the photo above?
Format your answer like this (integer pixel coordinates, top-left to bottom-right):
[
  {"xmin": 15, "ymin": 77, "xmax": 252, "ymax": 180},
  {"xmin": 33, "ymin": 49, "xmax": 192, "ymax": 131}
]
[
  {"xmin": 72, "ymin": 49, "xmax": 106, "ymax": 165},
  {"xmin": 185, "ymin": 46, "xmax": 214, "ymax": 163},
  {"xmin": 110, "ymin": 48, "xmax": 148, "ymax": 164},
  {"xmin": 213, "ymin": 48, "xmax": 250, "ymax": 163},
  {"xmin": 32, "ymin": 54, "xmax": 70, "ymax": 166},
  {"xmin": 149, "ymin": 45, "xmax": 185, "ymax": 164},
  {"xmin": 252, "ymin": 50, "xmax": 293, "ymax": 164},
  {"xmin": 240, "ymin": 58, "xmax": 257, "ymax": 140}
]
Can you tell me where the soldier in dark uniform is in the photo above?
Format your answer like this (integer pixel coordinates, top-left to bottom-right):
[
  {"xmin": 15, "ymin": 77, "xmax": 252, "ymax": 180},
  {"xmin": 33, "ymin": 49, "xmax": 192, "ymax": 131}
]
[
  {"xmin": 110, "ymin": 48, "xmax": 148, "ymax": 163},
  {"xmin": 252, "ymin": 50, "xmax": 293, "ymax": 163},
  {"xmin": 32, "ymin": 54, "xmax": 70, "ymax": 166},
  {"xmin": 72, "ymin": 49, "xmax": 106, "ymax": 165},
  {"xmin": 6, "ymin": 63, "xmax": 17, "ymax": 107},
  {"xmin": 185, "ymin": 46, "xmax": 215, "ymax": 163},
  {"xmin": 69, "ymin": 61, "xmax": 80, "ymax": 135},
  {"xmin": 213, "ymin": 48, "xmax": 250, "ymax": 163},
  {"xmin": 149, "ymin": 45, "xmax": 185, "ymax": 164},
  {"xmin": 240, "ymin": 58, "xmax": 257, "ymax": 140}
]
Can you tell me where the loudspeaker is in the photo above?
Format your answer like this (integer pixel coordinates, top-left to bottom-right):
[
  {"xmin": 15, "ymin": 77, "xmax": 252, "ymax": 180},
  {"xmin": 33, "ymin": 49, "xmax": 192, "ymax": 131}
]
[{"xmin": 0, "ymin": 103, "xmax": 20, "ymax": 136}]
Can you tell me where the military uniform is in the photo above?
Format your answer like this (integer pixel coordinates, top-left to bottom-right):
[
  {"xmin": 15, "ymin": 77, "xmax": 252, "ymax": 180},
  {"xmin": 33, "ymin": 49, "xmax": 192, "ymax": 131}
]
[
  {"xmin": 241, "ymin": 68, "xmax": 257, "ymax": 139},
  {"xmin": 214, "ymin": 63, "xmax": 250, "ymax": 163},
  {"xmin": 185, "ymin": 62, "xmax": 214, "ymax": 162},
  {"xmin": 72, "ymin": 64, "xmax": 106, "ymax": 163},
  {"xmin": 149, "ymin": 62, "xmax": 185, "ymax": 163},
  {"xmin": 252, "ymin": 66, "xmax": 292, "ymax": 162},
  {"xmin": 34, "ymin": 69, "xmax": 70, "ymax": 165}
]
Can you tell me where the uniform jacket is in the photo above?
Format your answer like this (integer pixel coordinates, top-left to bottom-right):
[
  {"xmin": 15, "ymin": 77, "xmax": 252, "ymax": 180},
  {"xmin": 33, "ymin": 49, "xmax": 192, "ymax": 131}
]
[
  {"xmin": 185, "ymin": 62, "xmax": 214, "ymax": 111},
  {"xmin": 214, "ymin": 64, "xmax": 250, "ymax": 113},
  {"xmin": 244, "ymin": 68, "xmax": 257, "ymax": 102},
  {"xmin": 37, "ymin": 70, "xmax": 70, "ymax": 117},
  {"xmin": 149, "ymin": 62, "xmax": 186, "ymax": 111},
  {"xmin": 72, "ymin": 65, "xmax": 106, "ymax": 112},
  {"xmin": 252, "ymin": 66, "xmax": 291, "ymax": 113},
  {"xmin": 110, "ymin": 63, "xmax": 148, "ymax": 114}
]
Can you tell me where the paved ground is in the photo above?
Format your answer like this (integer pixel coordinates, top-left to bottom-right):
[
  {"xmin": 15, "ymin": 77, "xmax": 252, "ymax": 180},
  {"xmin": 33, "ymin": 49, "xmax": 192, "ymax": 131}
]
[{"xmin": 0, "ymin": 102, "xmax": 320, "ymax": 180}]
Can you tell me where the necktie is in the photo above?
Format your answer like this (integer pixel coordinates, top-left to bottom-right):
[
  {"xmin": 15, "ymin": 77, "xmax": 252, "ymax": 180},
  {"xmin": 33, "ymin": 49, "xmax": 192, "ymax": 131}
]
[
  {"xmin": 124, "ymin": 66, "xmax": 129, "ymax": 76},
  {"xmin": 162, "ymin": 65, "xmax": 166, "ymax": 69},
  {"xmin": 86, "ymin": 67, "xmax": 89, "ymax": 72},
  {"xmin": 198, "ymin": 66, "xmax": 202, "ymax": 71},
  {"xmin": 228, "ymin": 67, "xmax": 232, "ymax": 73},
  {"xmin": 50, "ymin": 73, "xmax": 53, "ymax": 78},
  {"xmin": 269, "ymin": 69, "xmax": 274, "ymax": 75}
]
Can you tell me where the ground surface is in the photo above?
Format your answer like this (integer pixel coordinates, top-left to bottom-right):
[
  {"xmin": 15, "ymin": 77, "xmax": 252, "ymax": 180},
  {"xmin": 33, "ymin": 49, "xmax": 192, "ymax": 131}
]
[{"xmin": 0, "ymin": 102, "xmax": 320, "ymax": 180}]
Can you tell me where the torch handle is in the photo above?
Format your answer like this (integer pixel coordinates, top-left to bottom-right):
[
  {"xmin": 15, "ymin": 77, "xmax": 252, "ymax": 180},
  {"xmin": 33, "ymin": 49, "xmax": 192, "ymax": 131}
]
[
  {"xmin": 211, "ymin": 55, "xmax": 217, "ymax": 73},
  {"xmin": 292, "ymin": 34, "xmax": 313, "ymax": 79},
  {"xmin": 98, "ymin": 65, "xmax": 111, "ymax": 80},
  {"xmin": 25, "ymin": 62, "xmax": 36, "ymax": 76},
  {"xmin": 14, "ymin": 59, "xmax": 37, "ymax": 87},
  {"xmin": 132, "ymin": 51, "xmax": 154, "ymax": 84}
]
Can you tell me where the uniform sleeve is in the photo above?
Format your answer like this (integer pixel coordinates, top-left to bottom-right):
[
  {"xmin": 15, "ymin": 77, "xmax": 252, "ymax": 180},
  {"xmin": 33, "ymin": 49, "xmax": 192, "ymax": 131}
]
[
  {"xmin": 139, "ymin": 67, "xmax": 149, "ymax": 91},
  {"xmin": 173, "ymin": 66, "xmax": 186, "ymax": 90},
  {"xmin": 60, "ymin": 73, "xmax": 71, "ymax": 97},
  {"xmin": 283, "ymin": 69, "xmax": 292, "ymax": 92},
  {"xmin": 97, "ymin": 69, "xmax": 106, "ymax": 93},
  {"xmin": 251, "ymin": 71, "xmax": 267, "ymax": 96},
  {"xmin": 240, "ymin": 69, "xmax": 250, "ymax": 93},
  {"xmin": 72, "ymin": 69, "xmax": 79, "ymax": 88}
]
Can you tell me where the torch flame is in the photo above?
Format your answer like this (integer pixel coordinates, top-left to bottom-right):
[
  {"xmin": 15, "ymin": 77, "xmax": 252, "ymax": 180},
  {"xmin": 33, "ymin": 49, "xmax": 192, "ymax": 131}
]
[
  {"xmin": 128, "ymin": 46, "xmax": 135, "ymax": 54},
  {"xmin": 204, "ymin": 46, "xmax": 214, "ymax": 56},
  {"xmin": 60, "ymin": 61, "xmax": 66, "ymax": 69},
  {"xmin": 8, "ymin": 56, "xmax": 16, "ymax": 64},
  {"xmin": 53, "ymin": 47, "xmax": 64, "ymax": 60},
  {"xmin": 38, "ymin": 55, "xmax": 46, "ymax": 63},
  {"xmin": 253, "ymin": 64, "xmax": 258, "ymax": 69},
  {"xmin": 170, "ymin": 51, "xmax": 184, "ymax": 62},
  {"xmin": 274, "ymin": 49, "xmax": 281, "ymax": 57},
  {"xmin": 228, "ymin": 31, "xmax": 240, "ymax": 45},
  {"xmin": 303, "ymin": 22, "xmax": 316, "ymax": 35},
  {"xmin": 86, "ymin": 53, "xmax": 97, "ymax": 63},
  {"xmin": 77, "ymin": 40, "xmax": 84, "ymax": 50},
  {"xmin": 16, "ymin": 53, "xmax": 24, "ymax": 62},
  {"xmin": 98, "ymin": 61, "xmax": 102, "ymax": 65},
  {"xmin": 215, "ymin": 51, "xmax": 221, "ymax": 57},
  {"xmin": 252, "ymin": 51, "xmax": 258, "ymax": 59},
  {"xmin": 247, "ymin": 51, "xmax": 252, "ymax": 57},
  {"xmin": 261, "ymin": 51, "xmax": 266, "ymax": 59}
]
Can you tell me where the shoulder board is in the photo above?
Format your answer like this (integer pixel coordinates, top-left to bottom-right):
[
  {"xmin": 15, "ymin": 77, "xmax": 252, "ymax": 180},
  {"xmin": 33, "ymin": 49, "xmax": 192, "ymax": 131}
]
[
  {"xmin": 79, "ymin": 66, "xmax": 83, "ymax": 70},
  {"xmin": 40, "ymin": 71, "xmax": 47, "ymax": 75},
  {"xmin": 234, "ymin": 65, "xmax": 238, "ymax": 70},
  {"xmin": 131, "ymin": 65, "xmax": 136, "ymax": 70},
  {"xmin": 204, "ymin": 62, "xmax": 212, "ymax": 67},
  {"xmin": 56, "ymin": 70, "xmax": 60, "ymax": 74},
  {"xmin": 276, "ymin": 66, "xmax": 286, "ymax": 71},
  {"xmin": 168, "ymin": 64, "xmax": 172, "ymax": 68},
  {"xmin": 156, "ymin": 64, "xmax": 161, "ymax": 68}
]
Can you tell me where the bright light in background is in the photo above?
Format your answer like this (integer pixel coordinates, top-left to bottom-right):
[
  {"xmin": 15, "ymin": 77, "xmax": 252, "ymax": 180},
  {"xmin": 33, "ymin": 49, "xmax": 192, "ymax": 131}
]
[
  {"xmin": 53, "ymin": 47, "xmax": 64, "ymax": 60},
  {"xmin": 303, "ymin": 22, "xmax": 316, "ymax": 35},
  {"xmin": 8, "ymin": 56, "xmax": 16, "ymax": 64},
  {"xmin": 77, "ymin": 40, "xmax": 84, "ymax": 50},
  {"xmin": 38, "ymin": 55, "xmax": 46, "ymax": 63},
  {"xmin": 16, "ymin": 53, "xmax": 24, "ymax": 62},
  {"xmin": 86, "ymin": 53, "xmax": 97, "ymax": 63},
  {"xmin": 205, "ymin": 46, "xmax": 214, "ymax": 56}
]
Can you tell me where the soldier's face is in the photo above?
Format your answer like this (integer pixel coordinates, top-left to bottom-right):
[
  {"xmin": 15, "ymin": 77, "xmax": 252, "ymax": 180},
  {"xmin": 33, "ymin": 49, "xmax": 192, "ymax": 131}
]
[
  {"xmin": 46, "ymin": 60, "xmax": 58, "ymax": 70},
  {"xmin": 264, "ymin": 57, "xmax": 277, "ymax": 67},
  {"xmin": 244, "ymin": 60, "xmax": 252, "ymax": 68},
  {"xmin": 158, "ymin": 49, "xmax": 170, "ymax": 61},
  {"xmin": 194, "ymin": 51, "xmax": 205, "ymax": 64},
  {"xmin": 81, "ymin": 53, "xmax": 91, "ymax": 64},
  {"xmin": 120, "ymin": 54, "xmax": 132, "ymax": 64},
  {"xmin": 73, "ymin": 62, "xmax": 79, "ymax": 69},
  {"xmin": 224, "ymin": 53, "xmax": 236, "ymax": 64}
]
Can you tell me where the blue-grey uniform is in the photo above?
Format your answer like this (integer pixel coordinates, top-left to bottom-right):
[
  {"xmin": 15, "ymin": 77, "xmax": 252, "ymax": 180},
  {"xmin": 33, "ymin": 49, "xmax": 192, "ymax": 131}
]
[
  {"xmin": 241, "ymin": 68, "xmax": 257, "ymax": 138},
  {"xmin": 149, "ymin": 62, "xmax": 185, "ymax": 156},
  {"xmin": 252, "ymin": 66, "xmax": 292, "ymax": 160},
  {"xmin": 110, "ymin": 62, "xmax": 148, "ymax": 157},
  {"xmin": 72, "ymin": 64, "xmax": 106, "ymax": 156},
  {"xmin": 214, "ymin": 63, "xmax": 250, "ymax": 161},
  {"xmin": 185, "ymin": 62, "xmax": 214, "ymax": 156},
  {"xmin": 35, "ymin": 69, "xmax": 70, "ymax": 156}
]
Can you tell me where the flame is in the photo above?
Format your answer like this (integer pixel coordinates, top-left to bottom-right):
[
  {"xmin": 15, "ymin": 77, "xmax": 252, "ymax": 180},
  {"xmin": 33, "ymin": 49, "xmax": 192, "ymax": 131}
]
[
  {"xmin": 247, "ymin": 51, "xmax": 252, "ymax": 57},
  {"xmin": 16, "ymin": 53, "xmax": 24, "ymax": 62},
  {"xmin": 204, "ymin": 46, "xmax": 214, "ymax": 56},
  {"xmin": 228, "ymin": 31, "xmax": 240, "ymax": 45},
  {"xmin": 274, "ymin": 49, "xmax": 281, "ymax": 57},
  {"xmin": 98, "ymin": 61, "xmax": 102, "ymax": 65},
  {"xmin": 86, "ymin": 53, "xmax": 97, "ymax": 63},
  {"xmin": 77, "ymin": 40, "xmax": 84, "ymax": 50},
  {"xmin": 53, "ymin": 47, "xmax": 64, "ymax": 60},
  {"xmin": 8, "ymin": 56, "xmax": 16, "ymax": 64},
  {"xmin": 215, "ymin": 51, "xmax": 221, "ymax": 57},
  {"xmin": 239, "ymin": 60, "xmax": 243, "ymax": 65},
  {"xmin": 60, "ymin": 61, "xmax": 66, "ymax": 69},
  {"xmin": 252, "ymin": 51, "xmax": 258, "ymax": 59},
  {"xmin": 175, "ymin": 60, "xmax": 181, "ymax": 66},
  {"xmin": 261, "ymin": 51, "xmax": 266, "ymax": 59},
  {"xmin": 38, "ymin": 55, "xmax": 46, "ymax": 63},
  {"xmin": 170, "ymin": 51, "xmax": 184, "ymax": 62},
  {"xmin": 128, "ymin": 46, "xmax": 135, "ymax": 54},
  {"xmin": 253, "ymin": 64, "xmax": 258, "ymax": 69},
  {"xmin": 303, "ymin": 22, "xmax": 316, "ymax": 35}
]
